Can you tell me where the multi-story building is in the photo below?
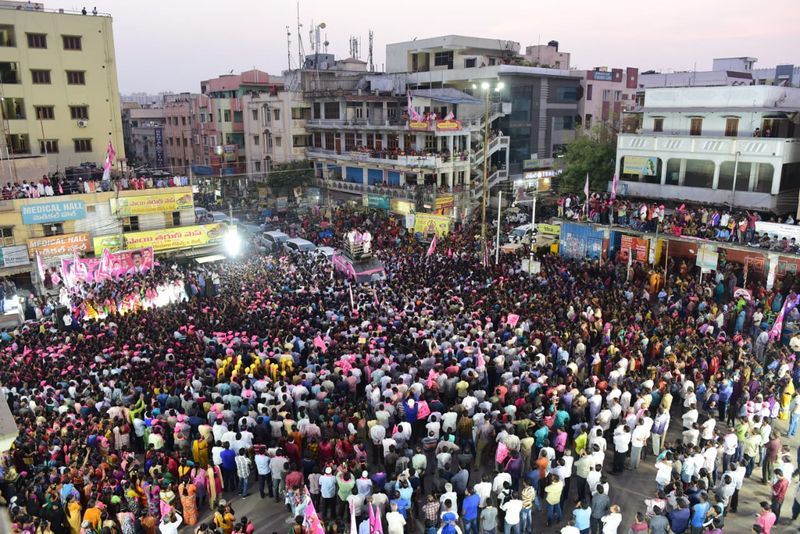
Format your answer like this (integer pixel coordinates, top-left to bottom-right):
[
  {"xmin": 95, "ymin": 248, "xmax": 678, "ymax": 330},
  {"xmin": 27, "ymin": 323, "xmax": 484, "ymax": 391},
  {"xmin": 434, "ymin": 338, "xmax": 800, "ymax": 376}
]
[
  {"xmin": 0, "ymin": 1, "xmax": 125, "ymax": 178},
  {"xmin": 121, "ymin": 105, "xmax": 165, "ymax": 169},
  {"xmin": 387, "ymin": 35, "xmax": 581, "ymax": 174},
  {"xmin": 614, "ymin": 85, "xmax": 800, "ymax": 213},
  {"xmin": 120, "ymin": 91, "xmax": 172, "ymax": 107},
  {"xmin": 163, "ymin": 92, "xmax": 199, "ymax": 175},
  {"xmin": 524, "ymin": 41, "xmax": 570, "ymax": 69},
  {"xmin": 242, "ymin": 87, "xmax": 310, "ymax": 177},
  {"xmin": 195, "ymin": 70, "xmax": 283, "ymax": 175},
  {"xmin": 578, "ymin": 67, "xmax": 638, "ymax": 131}
]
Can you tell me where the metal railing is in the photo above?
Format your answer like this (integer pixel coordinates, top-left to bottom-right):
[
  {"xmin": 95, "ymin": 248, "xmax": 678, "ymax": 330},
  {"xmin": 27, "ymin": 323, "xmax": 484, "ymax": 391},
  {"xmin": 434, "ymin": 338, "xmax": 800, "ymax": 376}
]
[{"xmin": 470, "ymin": 169, "xmax": 509, "ymax": 200}]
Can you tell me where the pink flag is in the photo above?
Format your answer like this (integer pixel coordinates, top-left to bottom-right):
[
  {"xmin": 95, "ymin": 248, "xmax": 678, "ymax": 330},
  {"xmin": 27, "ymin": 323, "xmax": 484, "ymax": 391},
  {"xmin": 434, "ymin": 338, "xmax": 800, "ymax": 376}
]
[
  {"xmin": 426, "ymin": 234, "xmax": 437, "ymax": 257},
  {"xmin": 584, "ymin": 172, "xmax": 590, "ymax": 212},
  {"xmin": 35, "ymin": 252, "xmax": 46, "ymax": 282},
  {"xmin": 507, "ymin": 313, "xmax": 520, "ymax": 328},
  {"xmin": 313, "ymin": 335, "xmax": 328, "ymax": 354},
  {"xmin": 368, "ymin": 502, "xmax": 384, "ymax": 533},
  {"xmin": 407, "ymin": 91, "xmax": 421, "ymax": 121},
  {"xmin": 102, "ymin": 141, "xmax": 116, "ymax": 181},
  {"xmin": 303, "ymin": 495, "xmax": 325, "ymax": 534},
  {"xmin": 771, "ymin": 294, "xmax": 800, "ymax": 340},
  {"xmin": 476, "ymin": 345, "xmax": 486, "ymax": 370},
  {"xmin": 610, "ymin": 173, "xmax": 617, "ymax": 201}
]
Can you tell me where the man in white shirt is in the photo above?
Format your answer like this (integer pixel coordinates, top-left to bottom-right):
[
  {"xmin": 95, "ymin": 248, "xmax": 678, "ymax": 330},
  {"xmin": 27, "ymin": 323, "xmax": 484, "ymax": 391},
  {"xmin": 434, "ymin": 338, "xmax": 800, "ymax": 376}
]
[
  {"xmin": 385, "ymin": 502, "xmax": 406, "ymax": 534},
  {"xmin": 630, "ymin": 421, "xmax": 649, "ymax": 470},
  {"xmin": 700, "ymin": 417, "xmax": 716, "ymax": 445},
  {"xmin": 682, "ymin": 423, "xmax": 700, "ymax": 447},
  {"xmin": 654, "ymin": 455, "xmax": 673, "ymax": 491},
  {"xmin": 682, "ymin": 404, "xmax": 699, "ymax": 429},
  {"xmin": 474, "ymin": 475, "xmax": 493, "ymax": 508},
  {"xmin": 612, "ymin": 425, "xmax": 631, "ymax": 474}
]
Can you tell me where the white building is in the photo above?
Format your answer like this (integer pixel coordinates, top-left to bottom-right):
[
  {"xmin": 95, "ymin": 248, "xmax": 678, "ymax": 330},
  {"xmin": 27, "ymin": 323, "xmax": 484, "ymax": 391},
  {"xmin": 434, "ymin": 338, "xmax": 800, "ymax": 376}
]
[{"xmin": 614, "ymin": 85, "xmax": 800, "ymax": 213}]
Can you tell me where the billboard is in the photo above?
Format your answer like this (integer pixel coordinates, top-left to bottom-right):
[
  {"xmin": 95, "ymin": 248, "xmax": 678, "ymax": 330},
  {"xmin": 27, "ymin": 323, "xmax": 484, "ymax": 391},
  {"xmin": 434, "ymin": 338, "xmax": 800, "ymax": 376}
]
[
  {"xmin": 622, "ymin": 156, "xmax": 658, "ymax": 176},
  {"xmin": 21, "ymin": 200, "xmax": 86, "ymax": 225},
  {"xmin": 619, "ymin": 235, "xmax": 650, "ymax": 262},
  {"xmin": 61, "ymin": 247, "xmax": 154, "ymax": 286},
  {"xmin": 408, "ymin": 120, "xmax": 430, "ymax": 131},
  {"xmin": 435, "ymin": 119, "xmax": 462, "ymax": 131},
  {"xmin": 413, "ymin": 213, "xmax": 450, "ymax": 237},
  {"xmin": 27, "ymin": 233, "xmax": 91, "ymax": 258},
  {"xmin": 93, "ymin": 223, "xmax": 227, "ymax": 255},
  {"xmin": 0, "ymin": 245, "xmax": 30, "ymax": 268},
  {"xmin": 110, "ymin": 192, "xmax": 194, "ymax": 217},
  {"xmin": 365, "ymin": 195, "xmax": 390, "ymax": 210}
]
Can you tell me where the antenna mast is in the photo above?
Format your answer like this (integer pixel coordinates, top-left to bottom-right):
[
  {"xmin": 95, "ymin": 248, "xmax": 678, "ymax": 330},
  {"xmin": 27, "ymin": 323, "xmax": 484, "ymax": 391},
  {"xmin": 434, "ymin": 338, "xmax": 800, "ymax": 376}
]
[
  {"xmin": 286, "ymin": 26, "xmax": 292, "ymax": 70},
  {"xmin": 368, "ymin": 30, "xmax": 374, "ymax": 72},
  {"xmin": 296, "ymin": 1, "xmax": 304, "ymax": 68}
]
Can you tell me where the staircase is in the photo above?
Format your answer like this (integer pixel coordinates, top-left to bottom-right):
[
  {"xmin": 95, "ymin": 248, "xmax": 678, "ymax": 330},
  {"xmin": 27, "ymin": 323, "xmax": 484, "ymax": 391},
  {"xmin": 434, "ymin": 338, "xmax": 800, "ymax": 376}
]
[
  {"xmin": 470, "ymin": 136, "xmax": 510, "ymax": 166},
  {"xmin": 470, "ymin": 169, "xmax": 509, "ymax": 201}
]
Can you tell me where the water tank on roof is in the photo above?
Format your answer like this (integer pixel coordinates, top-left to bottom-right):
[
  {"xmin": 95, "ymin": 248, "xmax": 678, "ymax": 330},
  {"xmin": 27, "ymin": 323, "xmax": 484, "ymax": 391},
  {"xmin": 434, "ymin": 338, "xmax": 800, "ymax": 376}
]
[{"xmin": 548, "ymin": 40, "xmax": 559, "ymax": 51}]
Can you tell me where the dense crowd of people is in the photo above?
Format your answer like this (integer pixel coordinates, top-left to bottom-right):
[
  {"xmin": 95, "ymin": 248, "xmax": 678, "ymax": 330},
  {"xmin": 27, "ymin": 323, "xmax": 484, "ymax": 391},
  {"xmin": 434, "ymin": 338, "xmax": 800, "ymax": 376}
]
[
  {"xmin": 0, "ymin": 205, "xmax": 798, "ymax": 534},
  {"xmin": 558, "ymin": 194, "xmax": 800, "ymax": 254},
  {"xmin": 1, "ymin": 175, "xmax": 190, "ymax": 200}
]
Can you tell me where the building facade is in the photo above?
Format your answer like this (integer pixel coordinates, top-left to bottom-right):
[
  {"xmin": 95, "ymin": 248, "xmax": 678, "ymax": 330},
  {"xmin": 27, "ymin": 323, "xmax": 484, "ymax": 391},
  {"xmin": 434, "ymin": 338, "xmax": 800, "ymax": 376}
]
[
  {"xmin": 121, "ymin": 105, "xmax": 165, "ymax": 169},
  {"xmin": 163, "ymin": 93, "xmax": 199, "ymax": 175},
  {"xmin": 524, "ymin": 41, "xmax": 570, "ymax": 69},
  {"xmin": 0, "ymin": 1, "xmax": 125, "ymax": 178},
  {"xmin": 195, "ymin": 70, "xmax": 283, "ymax": 175},
  {"xmin": 614, "ymin": 86, "xmax": 800, "ymax": 213},
  {"xmin": 578, "ymin": 67, "xmax": 638, "ymax": 131}
]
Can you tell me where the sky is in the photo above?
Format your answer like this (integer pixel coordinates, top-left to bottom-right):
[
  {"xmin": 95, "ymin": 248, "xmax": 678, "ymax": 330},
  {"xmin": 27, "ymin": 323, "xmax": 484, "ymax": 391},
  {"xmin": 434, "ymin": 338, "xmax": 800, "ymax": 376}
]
[{"xmin": 48, "ymin": 0, "xmax": 800, "ymax": 94}]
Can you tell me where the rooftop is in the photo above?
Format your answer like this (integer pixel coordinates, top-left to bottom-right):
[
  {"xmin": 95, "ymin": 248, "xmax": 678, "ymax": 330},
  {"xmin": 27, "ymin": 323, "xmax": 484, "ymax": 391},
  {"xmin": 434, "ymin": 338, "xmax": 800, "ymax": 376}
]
[
  {"xmin": 0, "ymin": 1, "xmax": 111, "ymax": 16},
  {"xmin": 643, "ymin": 85, "xmax": 800, "ymax": 110}
]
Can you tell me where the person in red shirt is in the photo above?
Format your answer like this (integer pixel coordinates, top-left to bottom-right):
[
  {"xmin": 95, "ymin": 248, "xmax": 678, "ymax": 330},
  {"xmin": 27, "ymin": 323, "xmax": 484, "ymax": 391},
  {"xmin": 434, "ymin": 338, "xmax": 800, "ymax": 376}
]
[
  {"xmin": 771, "ymin": 468, "xmax": 789, "ymax": 523},
  {"xmin": 756, "ymin": 500, "xmax": 777, "ymax": 534},
  {"xmin": 285, "ymin": 464, "xmax": 304, "ymax": 493}
]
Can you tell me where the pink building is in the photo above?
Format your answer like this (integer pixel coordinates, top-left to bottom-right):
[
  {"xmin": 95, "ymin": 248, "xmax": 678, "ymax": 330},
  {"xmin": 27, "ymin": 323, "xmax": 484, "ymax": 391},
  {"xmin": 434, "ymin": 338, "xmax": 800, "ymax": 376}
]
[
  {"xmin": 579, "ymin": 67, "xmax": 639, "ymax": 131},
  {"xmin": 163, "ymin": 93, "xmax": 200, "ymax": 175}
]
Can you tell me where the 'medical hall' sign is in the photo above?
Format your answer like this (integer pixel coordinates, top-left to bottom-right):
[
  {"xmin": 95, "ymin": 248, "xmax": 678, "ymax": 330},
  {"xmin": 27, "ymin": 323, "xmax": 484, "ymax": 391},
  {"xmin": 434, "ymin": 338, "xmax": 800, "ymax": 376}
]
[{"xmin": 21, "ymin": 200, "xmax": 86, "ymax": 225}]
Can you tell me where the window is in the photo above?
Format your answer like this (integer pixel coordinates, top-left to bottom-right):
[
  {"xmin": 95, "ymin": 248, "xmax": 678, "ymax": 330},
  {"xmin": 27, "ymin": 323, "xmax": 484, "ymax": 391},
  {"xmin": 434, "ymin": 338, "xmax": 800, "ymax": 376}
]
[
  {"xmin": 553, "ymin": 116, "xmax": 575, "ymax": 131},
  {"xmin": 614, "ymin": 90, "xmax": 622, "ymax": 101},
  {"xmin": 725, "ymin": 118, "xmax": 739, "ymax": 137},
  {"xmin": 0, "ymin": 25, "xmax": 16, "ymax": 47},
  {"xmin": 293, "ymin": 135, "xmax": 310, "ymax": 147},
  {"xmin": 251, "ymin": 109, "xmax": 258, "ymax": 121},
  {"xmin": 253, "ymin": 161, "xmax": 261, "ymax": 172},
  {"xmin": 344, "ymin": 133, "xmax": 355, "ymax": 150},
  {"xmin": 602, "ymin": 89, "xmax": 611, "ymax": 101},
  {"xmin": 274, "ymin": 136, "xmax": 281, "ymax": 147},
  {"xmin": 555, "ymin": 86, "xmax": 579, "ymax": 101},
  {"xmin": 683, "ymin": 158, "xmax": 715, "ymax": 188},
  {"xmin": 323, "ymin": 102, "xmax": 339, "ymax": 119},
  {"xmin": 31, "ymin": 69, "xmax": 50, "ymax": 84},
  {"xmin": 424, "ymin": 135, "xmax": 436, "ymax": 150},
  {"xmin": 584, "ymin": 114, "xmax": 592, "ymax": 129},
  {"xmin": 253, "ymin": 135, "xmax": 259, "ymax": 146},
  {"xmin": 0, "ymin": 227, "xmax": 13, "ymax": 246},
  {"xmin": 70, "ymin": 106, "xmax": 88, "ymax": 120},
  {"xmin": 653, "ymin": 118, "xmax": 664, "ymax": 133},
  {"xmin": 122, "ymin": 216, "xmax": 140, "ymax": 232},
  {"xmin": 586, "ymin": 84, "xmax": 593, "ymax": 101},
  {"xmin": 291, "ymin": 107, "xmax": 307, "ymax": 120},
  {"xmin": 465, "ymin": 58, "xmax": 477, "ymax": 68},
  {"xmin": 43, "ymin": 223, "xmax": 63, "ymax": 236},
  {"xmin": 433, "ymin": 51, "xmax": 454, "ymax": 68},
  {"xmin": 35, "ymin": 106, "xmax": 54, "ymax": 120},
  {"xmin": 273, "ymin": 109, "xmax": 280, "ymax": 121},
  {"xmin": 39, "ymin": 139, "xmax": 59, "ymax": 154},
  {"xmin": 62, "ymin": 35, "xmax": 82, "ymax": 51},
  {"xmin": 181, "ymin": 116, "xmax": 186, "ymax": 126},
  {"xmin": 66, "ymin": 70, "xmax": 85, "ymax": 85},
  {"xmin": 223, "ymin": 110, "xmax": 231, "ymax": 122},
  {"xmin": 689, "ymin": 118, "xmax": 703, "ymax": 136},
  {"xmin": 73, "ymin": 138, "xmax": 92, "ymax": 152},
  {"xmin": 26, "ymin": 33, "xmax": 46, "ymax": 49},
  {"xmin": 171, "ymin": 212, "xmax": 181, "ymax": 226}
]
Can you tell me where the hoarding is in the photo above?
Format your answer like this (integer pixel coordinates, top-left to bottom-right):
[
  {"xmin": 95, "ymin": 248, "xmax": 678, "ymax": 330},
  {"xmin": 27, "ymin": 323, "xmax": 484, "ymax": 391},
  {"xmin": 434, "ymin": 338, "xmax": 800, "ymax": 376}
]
[
  {"xmin": 0, "ymin": 245, "xmax": 30, "ymax": 268},
  {"xmin": 559, "ymin": 222, "xmax": 604, "ymax": 260},
  {"xmin": 93, "ymin": 223, "xmax": 227, "ymax": 255},
  {"xmin": 435, "ymin": 119, "xmax": 462, "ymax": 131},
  {"xmin": 110, "ymin": 192, "xmax": 194, "ymax": 217},
  {"xmin": 538, "ymin": 223, "xmax": 561, "ymax": 236},
  {"xmin": 408, "ymin": 120, "xmax": 430, "ymax": 131},
  {"xmin": 61, "ymin": 247, "xmax": 154, "ymax": 285},
  {"xmin": 413, "ymin": 213, "xmax": 450, "ymax": 237},
  {"xmin": 365, "ymin": 195, "xmax": 390, "ymax": 210},
  {"xmin": 619, "ymin": 235, "xmax": 650, "ymax": 262},
  {"xmin": 27, "ymin": 233, "xmax": 91, "ymax": 258},
  {"xmin": 622, "ymin": 156, "xmax": 658, "ymax": 176},
  {"xmin": 21, "ymin": 200, "xmax": 86, "ymax": 224}
]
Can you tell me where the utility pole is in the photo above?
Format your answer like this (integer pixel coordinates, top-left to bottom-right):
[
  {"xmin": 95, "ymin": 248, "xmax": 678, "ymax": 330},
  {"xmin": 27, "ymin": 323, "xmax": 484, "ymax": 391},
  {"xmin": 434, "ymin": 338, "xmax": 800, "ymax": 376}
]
[{"xmin": 480, "ymin": 89, "xmax": 490, "ymax": 254}]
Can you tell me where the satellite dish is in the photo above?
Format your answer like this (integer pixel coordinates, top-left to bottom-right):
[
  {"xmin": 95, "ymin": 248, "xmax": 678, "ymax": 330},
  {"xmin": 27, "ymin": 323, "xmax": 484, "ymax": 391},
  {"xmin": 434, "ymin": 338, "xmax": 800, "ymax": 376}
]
[{"xmin": 319, "ymin": 22, "xmax": 326, "ymax": 29}]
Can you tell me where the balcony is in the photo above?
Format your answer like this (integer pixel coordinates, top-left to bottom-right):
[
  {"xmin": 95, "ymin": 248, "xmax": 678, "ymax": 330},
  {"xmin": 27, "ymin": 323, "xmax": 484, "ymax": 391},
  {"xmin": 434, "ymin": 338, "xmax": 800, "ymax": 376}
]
[
  {"xmin": 617, "ymin": 133, "xmax": 800, "ymax": 160},
  {"xmin": 306, "ymin": 147, "xmax": 471, "ymax": 169},
  {"xmin": 1, "ymin": 98, "xmax": 25, "ymax": 120},
  {"xmin": 312, "ymin": 177, "xmax": 442, "ymax": 203}
]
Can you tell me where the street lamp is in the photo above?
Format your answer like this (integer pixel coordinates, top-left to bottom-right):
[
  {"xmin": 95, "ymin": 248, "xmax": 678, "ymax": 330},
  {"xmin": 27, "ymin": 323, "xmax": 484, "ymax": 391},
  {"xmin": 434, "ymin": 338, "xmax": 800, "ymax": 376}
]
[{"xmin": 472, "ymin": 80, "xmax": 504, "ymax": 255}]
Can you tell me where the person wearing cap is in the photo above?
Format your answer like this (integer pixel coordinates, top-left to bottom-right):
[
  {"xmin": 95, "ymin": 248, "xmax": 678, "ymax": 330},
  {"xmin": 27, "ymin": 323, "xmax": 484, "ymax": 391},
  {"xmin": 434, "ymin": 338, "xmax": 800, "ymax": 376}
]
[{"xmin": 319, "ymin": 466, "xmax": 337, "ymax": 520}]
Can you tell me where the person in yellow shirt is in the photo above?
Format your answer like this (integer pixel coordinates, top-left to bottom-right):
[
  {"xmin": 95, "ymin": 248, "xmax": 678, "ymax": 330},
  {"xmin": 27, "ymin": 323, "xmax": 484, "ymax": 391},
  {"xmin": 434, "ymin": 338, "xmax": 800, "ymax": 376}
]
[
  {"xmin": 544, "ymin": 473, "xmax": 565, "ymax": 527},
  {"xmin": 82, "ymin": 499, "xmax": 102, "ymax": 530}
]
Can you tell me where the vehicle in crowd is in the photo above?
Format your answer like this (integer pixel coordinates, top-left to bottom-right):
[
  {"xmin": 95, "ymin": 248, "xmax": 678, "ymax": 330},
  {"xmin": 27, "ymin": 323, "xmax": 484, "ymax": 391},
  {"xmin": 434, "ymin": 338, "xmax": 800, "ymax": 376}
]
[
  {"xmin": 262, "ymin": 230, "xmax": 290, "ymax": 251},
  {"xmin": 283, "ymin": 237, "xmax": 317, "ymax": 253},
  {"xmin": 195, "ymin": 207, "xmax": 213, "ymax": 224},
  {"xmin": 317, "ymin": 246, "xmax": 337, "ymax": 260},
  {"xmin": 509, "ymin": 223, "xmax": 538, "ymax": 245},
  {"xmin": 210, "ymin": 211, "xmax": 240, "ymax": 225}
]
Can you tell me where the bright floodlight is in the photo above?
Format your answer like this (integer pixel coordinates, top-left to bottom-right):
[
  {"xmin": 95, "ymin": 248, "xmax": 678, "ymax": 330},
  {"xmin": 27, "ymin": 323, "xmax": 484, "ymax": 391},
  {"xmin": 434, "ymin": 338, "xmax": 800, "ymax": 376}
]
[
  {"xmin": 481, "ymin": 81, "xmax": 490, "ymax": 90},
  {"xmin": 496, "ymin": 81, "xmax": 505, "ymax": 90},
  {"xmin": 224, "ymin": 226, "xmax": 242, "ymax": 257},
  {"xmin": 472, "ymin": 83, "xmax": 477, "ymax": 90}
]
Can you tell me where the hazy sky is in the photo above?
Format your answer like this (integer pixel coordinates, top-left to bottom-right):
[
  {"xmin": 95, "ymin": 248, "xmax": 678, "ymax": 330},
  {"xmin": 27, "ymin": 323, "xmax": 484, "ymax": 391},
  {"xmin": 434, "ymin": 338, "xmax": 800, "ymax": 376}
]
[{"xmin": 48, "ymin": 0, "xmax": 800, "ymax": 94}]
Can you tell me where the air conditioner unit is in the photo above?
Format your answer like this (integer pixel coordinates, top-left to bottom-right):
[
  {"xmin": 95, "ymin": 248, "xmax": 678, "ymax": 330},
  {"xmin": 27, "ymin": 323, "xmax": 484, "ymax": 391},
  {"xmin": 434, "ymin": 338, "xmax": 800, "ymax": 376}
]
[{"xmin": 77, "ymin": 119, "xmax": 88, "ymax": 128}]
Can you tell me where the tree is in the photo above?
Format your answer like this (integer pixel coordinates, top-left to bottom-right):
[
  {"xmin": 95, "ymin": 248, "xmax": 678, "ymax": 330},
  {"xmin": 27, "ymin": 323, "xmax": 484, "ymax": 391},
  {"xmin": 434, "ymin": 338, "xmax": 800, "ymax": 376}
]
[
  {"xmin": 558, "ymin": 124, "xmax": 616, "ymax": 195},
  {"xmin": 267, "ymin": 160, "xmax": 314, "ymax": 194}
]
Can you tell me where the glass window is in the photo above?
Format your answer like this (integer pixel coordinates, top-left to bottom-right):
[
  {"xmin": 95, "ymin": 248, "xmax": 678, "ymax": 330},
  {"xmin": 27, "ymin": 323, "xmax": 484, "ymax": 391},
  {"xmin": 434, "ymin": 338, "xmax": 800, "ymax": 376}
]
[
  {"xmin": 73, "ymin": 138, "xmax": 92, "ymax": 152},
  {"xmin": 323, "ymin": 103, "xmax": 338, "ymax": 119},
  {"xmin": 510, "ymin": 86, "xmax": 532, "ymax": 122},
  {"xmin": 26, "ymin": 33, "xmax": 46, "ymax": 49},
  {"xmin": 69, "ymin": 106, "xmax": 88, "ymax": 120},
  {"xmin": 66, "ymin": 70, "xmax": 85, "ymax": 85},
  {"xmin": 43, "ymin": 223, "xmax": 63, "ymax": 236},
  {"xmin": 683, "ymin": 159, "xmax": 715, "ymax": 188},
  {"xmin": 433, "ymin": 51, "xmax": 453, "ymax": 68},
  {"xmin": 39, "ymin": 139, "xmax": 58, "ymax": 154},
  {"xmin": 689, "ymin": 118, "xmax": 703, "ymax": 136},
  {"xmin": 586, "ymin": 84, "xmax": 593, "ymax": 101},
  {"xmin": 665, "ymin": 158, "xmax": 681, "ymax": 185},
  {"xmin": 755, "ymin": 163, "xmax": 774, "ymax": 193},
  {"xmin": 555, "ymin": 86, "xmax": 578, "ymax": 101},
  {"xmin": 31, "ymin": 69, "xmax": 50, "ymax": 84},
  {"xmin": 653, "ymin": 118, "xmax": 664, "ymax": 133},
  {"xmin": 35, "ymin": 106, "xmax": 54, "ymax": 120},
  {"xmin": 62, "ymin": 35, "xmax": 81, "ymax": 51},
  {"xmin": 718, "ymin": 161, "xmax": 751, "ymax": 191}
]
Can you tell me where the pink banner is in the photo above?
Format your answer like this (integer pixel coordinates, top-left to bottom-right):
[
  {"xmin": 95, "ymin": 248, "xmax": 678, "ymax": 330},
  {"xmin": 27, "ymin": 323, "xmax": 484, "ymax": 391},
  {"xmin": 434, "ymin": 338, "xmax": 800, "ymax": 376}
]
[{"xmin": 61, "ymin": 247, "xmax": 154, "ymax": 286}]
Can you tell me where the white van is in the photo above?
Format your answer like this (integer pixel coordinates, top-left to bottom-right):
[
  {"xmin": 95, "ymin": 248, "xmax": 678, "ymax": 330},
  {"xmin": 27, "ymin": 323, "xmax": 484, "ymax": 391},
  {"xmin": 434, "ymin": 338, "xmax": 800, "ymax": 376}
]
[
  {"xmin": 509, "ymin": 223, "xmax": 537, "ymax": 245},
  {"xmin": 263, "ymin": 230, "xmax": 290, "ymax": 251},
  {"xmin": 283, "ymin": 237, "xmax": 317, "ymax": 253}
]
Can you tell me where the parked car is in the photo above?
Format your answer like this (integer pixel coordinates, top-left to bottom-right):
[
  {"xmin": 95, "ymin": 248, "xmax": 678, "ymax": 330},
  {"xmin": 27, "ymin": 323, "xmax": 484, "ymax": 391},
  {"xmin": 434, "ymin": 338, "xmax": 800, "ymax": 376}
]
[
  {"xmin": 262, "ymin": 230, "xmax": 290, "ymax": 251},
  {"xmin": 283, "ymin": 238, "xmax": 317, "ymax": 253}
]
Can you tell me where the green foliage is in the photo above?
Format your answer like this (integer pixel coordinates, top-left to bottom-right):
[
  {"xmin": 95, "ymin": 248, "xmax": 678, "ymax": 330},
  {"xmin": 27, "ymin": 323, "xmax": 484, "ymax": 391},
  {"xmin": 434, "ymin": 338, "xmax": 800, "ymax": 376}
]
[
  {"xmin": 558, "ymin": 125, "xmax": 616, "ymax": 194},
  {"xmin": 268, "ymin": 160, "xmax": 313, "ymax": 193}
]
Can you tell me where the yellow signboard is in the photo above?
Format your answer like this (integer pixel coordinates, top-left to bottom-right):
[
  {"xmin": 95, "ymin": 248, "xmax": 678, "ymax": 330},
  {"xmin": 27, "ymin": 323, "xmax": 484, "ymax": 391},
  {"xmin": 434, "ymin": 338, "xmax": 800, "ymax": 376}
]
[
  {"xmin": 110, "ymin": 192, "xmax": 194, "ymax": 217},
  {"xmin": 390, "ymin": 199, "xmax": 414, "ymax": 215},
  {"xmin": 538, "ymin": 223, "xmax": 561, "ymax": 236},
  {"xmin": 93, "ymin": 223, "xmax": 227, "ymax": 255},
  {"xmin": 414, "ymin": 213, "xmax": 450, "ymax": 237}
]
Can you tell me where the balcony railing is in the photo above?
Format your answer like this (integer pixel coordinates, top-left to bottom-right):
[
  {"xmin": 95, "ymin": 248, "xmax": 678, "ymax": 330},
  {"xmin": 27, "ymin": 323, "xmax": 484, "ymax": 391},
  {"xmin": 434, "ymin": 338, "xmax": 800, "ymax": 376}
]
[
  {"xmin": 306, "ymin": 147, "xmax": 471, "ymax": 169},
  {"xmin": 618, "ymin": 133, "xmax": 800, "ymax": 158}
]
